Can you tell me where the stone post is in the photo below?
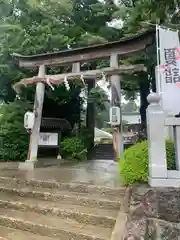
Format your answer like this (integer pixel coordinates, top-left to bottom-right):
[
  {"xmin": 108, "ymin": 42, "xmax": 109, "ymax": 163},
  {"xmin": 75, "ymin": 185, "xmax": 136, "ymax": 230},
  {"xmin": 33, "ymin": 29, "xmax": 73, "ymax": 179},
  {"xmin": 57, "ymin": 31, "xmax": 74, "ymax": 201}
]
[{"xmin": 146, "ymin": 92, "xmax": 167, "ymax": 182}]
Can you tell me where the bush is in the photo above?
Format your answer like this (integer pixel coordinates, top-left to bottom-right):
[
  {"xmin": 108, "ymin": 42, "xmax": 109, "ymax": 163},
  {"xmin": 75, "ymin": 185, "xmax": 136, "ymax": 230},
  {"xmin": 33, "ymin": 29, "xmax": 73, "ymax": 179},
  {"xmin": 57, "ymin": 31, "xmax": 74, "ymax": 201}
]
[
  {"xmin": 118, "ymin": 140, "xmax": 175, "ymax": 185},
  {"xmin": 61, "ymin": 137, "xmax": 87, "ymax": 161},
  {"xmin": 0, "ymin": 101, "xmax": 31, "ymax": 161},
  {"xmin": 79, "ymin": 127, "xmax": 93, "ymax": 150}
]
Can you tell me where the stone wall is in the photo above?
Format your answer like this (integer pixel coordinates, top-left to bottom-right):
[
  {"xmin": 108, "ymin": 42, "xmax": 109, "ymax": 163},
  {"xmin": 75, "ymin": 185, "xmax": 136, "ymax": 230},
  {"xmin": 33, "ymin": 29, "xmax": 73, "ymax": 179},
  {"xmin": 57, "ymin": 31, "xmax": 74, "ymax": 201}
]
[{"xmin": 123, "ymin": 185, "xmax": 180, "ymax": 240}]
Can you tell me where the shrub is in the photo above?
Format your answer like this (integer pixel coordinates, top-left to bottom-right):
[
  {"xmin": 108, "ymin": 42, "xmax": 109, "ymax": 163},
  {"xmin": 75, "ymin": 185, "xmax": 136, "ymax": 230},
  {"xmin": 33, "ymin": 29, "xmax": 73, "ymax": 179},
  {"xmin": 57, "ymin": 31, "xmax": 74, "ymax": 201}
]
[
  {"xmin": 0, "ymin": 101, "xmax": 31, "ymax": 161},
  {"xmin": 61, "ymin": 137, "xmax": 87, "ymax": 161},
  {"xmin": 118, "ymin": 140, "xmax": 175, "ymax": 185},
  {"xmin": 79, "ymin": 127, "xmax": 93, "ymax": 150}
]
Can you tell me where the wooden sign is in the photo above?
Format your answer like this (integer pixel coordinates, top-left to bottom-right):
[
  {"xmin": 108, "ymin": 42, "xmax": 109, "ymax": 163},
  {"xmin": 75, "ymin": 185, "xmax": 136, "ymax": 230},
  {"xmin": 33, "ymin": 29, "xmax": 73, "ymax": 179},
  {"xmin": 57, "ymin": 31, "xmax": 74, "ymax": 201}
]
[{"xmin": 38, "ymin": 133, "xmax": 58, "ymax": 146}]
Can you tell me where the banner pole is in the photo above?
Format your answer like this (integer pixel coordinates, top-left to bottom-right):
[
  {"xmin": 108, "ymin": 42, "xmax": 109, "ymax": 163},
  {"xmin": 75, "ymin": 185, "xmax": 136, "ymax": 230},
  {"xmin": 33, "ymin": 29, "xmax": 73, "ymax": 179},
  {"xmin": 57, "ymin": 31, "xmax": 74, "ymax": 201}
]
[{"xmin": 156, "ymin": 24, "xmax": 161, "ymax": 94}]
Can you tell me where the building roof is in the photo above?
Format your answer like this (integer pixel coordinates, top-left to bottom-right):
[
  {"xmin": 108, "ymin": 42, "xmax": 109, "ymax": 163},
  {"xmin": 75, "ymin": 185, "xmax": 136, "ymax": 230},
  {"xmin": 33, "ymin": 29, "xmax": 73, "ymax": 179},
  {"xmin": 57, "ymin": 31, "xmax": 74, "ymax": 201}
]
[{"xmin": 41, "ymin": 118, "xmax": 71, "ymax": 131}]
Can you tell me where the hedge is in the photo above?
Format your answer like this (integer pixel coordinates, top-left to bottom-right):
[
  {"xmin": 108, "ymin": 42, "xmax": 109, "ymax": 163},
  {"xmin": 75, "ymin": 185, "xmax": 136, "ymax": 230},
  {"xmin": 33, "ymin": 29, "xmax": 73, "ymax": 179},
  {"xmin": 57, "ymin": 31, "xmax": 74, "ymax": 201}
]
[{"xmin": 118, "ymin": 140, "xmax": 176, "ymax": 185}]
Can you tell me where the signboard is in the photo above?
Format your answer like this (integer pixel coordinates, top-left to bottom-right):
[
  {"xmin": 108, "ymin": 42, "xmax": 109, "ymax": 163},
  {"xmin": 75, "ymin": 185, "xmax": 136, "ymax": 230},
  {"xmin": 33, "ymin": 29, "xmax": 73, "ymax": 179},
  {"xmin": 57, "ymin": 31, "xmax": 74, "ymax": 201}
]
[
  {"xmin": 38, "ymin": 132, "xmax": 58, "ymax": 146},
  {"xmin": 109, "ymin": 106, "xmax": 121, "ymax": 125},
  {"xmin": 158, "ymin": 26, "xmax": 180, "ymax": 115}
]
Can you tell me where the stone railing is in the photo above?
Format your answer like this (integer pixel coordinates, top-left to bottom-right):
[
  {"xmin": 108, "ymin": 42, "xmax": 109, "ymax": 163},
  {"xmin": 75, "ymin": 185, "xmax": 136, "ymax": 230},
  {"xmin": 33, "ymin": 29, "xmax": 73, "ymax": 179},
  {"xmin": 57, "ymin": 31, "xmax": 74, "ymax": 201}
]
[{"xmin": 147, "ymin": 92, "xmax": 180, "ymax": 187}]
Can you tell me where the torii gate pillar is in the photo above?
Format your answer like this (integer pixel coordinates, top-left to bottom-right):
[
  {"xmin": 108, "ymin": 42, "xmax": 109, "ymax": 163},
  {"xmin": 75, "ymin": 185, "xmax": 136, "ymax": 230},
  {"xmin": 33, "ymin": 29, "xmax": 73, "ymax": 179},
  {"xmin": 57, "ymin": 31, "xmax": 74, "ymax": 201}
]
[
  {"xmin": 110, "ymin": 54, "xmax": 124, "ymax": 159},
  {"xmin": 19, "ymin": 65, "xmax": 46, "ymax": 171}
]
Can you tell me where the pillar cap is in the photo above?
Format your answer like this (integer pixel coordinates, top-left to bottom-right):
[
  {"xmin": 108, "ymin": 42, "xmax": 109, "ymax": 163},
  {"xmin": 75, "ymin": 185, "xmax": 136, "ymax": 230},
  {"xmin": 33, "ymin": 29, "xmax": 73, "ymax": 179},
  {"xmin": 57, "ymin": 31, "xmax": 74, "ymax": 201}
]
[{"xmin": 147, "ymin": 92, "xmax": 160, "ymax": 104}]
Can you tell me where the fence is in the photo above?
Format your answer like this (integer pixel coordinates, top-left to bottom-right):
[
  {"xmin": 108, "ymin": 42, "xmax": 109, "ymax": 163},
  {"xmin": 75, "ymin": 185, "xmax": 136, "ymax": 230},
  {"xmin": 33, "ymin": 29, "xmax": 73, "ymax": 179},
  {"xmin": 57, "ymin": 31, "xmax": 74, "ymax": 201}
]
[{"xmin": 147, "ymin": 92, "xmax": 180, "ymax": 187}]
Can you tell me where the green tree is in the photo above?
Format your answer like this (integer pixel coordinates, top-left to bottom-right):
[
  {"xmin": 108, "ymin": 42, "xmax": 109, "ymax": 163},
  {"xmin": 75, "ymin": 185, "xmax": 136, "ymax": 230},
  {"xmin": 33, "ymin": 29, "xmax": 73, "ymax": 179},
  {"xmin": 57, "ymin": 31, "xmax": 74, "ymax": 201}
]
[
  {"xmin": 113, "ymin": 0, "xmax": 178, "ymax": 34},
  {"xmin": 88, "ymin": 86, "xmax": 109, "ymax": 129},
  {"xmin": 122, "ymin": 100, "xmax": 138, "ymax": 112},
  {"xmin": 0, "ymin": 0, "xmax": 124, "ymax": 158},
  {"xmin": 3, "ymin": 0, "xmax": 177, "ymax": 157},
  {"xmin": 0, "ymin": 100, "xmax": 31, "ymax": 161},
  {"xmin": 110, "ymin": 0, "xmax": 180, "ymax": 130},
  {"xmin": 0, "ymin": 0, "xmax": 122, "ymax": 101}
]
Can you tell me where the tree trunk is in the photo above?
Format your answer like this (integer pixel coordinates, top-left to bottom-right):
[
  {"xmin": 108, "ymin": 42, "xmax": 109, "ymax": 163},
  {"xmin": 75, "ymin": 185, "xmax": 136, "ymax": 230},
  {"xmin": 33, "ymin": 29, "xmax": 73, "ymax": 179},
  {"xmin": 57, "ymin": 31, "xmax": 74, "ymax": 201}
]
[
  {"xmin": 139, "ymin": 74, "xmax": 150, "ymax": 130},
  {"xmin": 150, "ymin": 66, "xmax": 156, "ymax": 92}
]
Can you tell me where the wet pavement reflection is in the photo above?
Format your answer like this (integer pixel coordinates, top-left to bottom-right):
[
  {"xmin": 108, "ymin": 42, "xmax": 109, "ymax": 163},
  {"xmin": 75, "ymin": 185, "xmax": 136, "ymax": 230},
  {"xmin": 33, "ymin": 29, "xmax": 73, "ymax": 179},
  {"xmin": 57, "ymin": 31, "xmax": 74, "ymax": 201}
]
[{"xmin": 0, "ymin": 160, "xmax": 120, "ymax": 187}]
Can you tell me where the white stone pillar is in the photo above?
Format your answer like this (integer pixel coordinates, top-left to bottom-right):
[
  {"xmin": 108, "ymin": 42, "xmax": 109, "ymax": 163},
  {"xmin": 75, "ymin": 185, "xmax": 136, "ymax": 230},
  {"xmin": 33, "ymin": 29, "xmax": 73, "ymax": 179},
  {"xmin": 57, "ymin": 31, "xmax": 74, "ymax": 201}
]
[
  {"xmin": 110, "ymin": 54, "xmax": 124, "ymax": 157},
  {"xmin": 146, "ymin": 92, "xmax": 168, "ymax": 183}
]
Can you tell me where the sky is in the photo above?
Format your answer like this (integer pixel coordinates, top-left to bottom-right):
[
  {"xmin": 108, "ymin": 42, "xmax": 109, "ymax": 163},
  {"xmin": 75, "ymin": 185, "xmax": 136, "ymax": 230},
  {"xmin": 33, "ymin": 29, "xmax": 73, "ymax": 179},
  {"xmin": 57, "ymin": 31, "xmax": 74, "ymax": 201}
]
[{"xmin": 97, "ymin": 79, "xmax": 140, "ymax": 106}]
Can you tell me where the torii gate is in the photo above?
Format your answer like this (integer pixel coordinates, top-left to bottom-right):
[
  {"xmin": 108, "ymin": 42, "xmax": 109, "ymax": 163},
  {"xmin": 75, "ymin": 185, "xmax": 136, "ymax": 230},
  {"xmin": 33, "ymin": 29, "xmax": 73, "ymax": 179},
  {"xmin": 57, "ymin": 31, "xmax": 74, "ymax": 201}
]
[{"xmin": 12, "ymin": 29, "xmax": 154, "ymax": 169}]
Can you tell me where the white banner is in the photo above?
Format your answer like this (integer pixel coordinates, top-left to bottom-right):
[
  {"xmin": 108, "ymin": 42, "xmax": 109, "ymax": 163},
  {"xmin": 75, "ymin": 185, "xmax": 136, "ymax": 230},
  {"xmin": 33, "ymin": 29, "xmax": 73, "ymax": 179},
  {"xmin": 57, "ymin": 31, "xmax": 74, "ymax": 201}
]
[{"xmin": 158, "ymin": 26, "xmax": 180, "ymax": 115}]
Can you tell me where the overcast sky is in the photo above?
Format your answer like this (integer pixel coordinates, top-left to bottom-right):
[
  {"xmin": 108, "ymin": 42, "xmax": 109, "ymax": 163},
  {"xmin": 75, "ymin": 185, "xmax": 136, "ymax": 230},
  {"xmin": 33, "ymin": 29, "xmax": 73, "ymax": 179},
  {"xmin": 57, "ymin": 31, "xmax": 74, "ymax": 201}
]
[{"xmin": 97, "ymin": 79, "xmax": 140, "ymax": 106}]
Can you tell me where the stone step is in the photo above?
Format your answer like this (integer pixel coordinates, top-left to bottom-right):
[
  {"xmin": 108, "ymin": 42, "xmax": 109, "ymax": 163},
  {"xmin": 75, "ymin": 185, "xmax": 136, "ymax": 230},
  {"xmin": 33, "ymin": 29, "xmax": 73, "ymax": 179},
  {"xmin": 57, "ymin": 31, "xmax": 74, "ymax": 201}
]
[
  {"xmin": 0, "ymin": 226, "xmax": 57, "ymax": 240},
  {"xmin": 93, "ymin": 151, "xmax": 114, "ymax": 154},
  {"xmin": 93, "ymin": 149, "xmax": 114, "ymax": 152},
  {"xmin": 94, "ymin": 144, "xmax": 113, "ymax": 148},
  {"xmin": 94, "ymin": 151, "xmax": 114, "ymax": 155},
  {"xmin": 0, "ymin": 181, "xmax": 121, "ymax": 202},
  {"xmin": 91, "ymin": 158, "xmax": 115, "ymax": 161},
  {"xmin": 0, "ymin": 185, "xmax": 121, "ymax": 210},
  {"xmin": 92, "ymin": 144, "xmax": 115, "ymax": 160},
  {"xmin": 91, "ymin": 156, "xmax": 115, "ymax": 160},
  {"xmin": 0, "ymin": 177, "xmax": 124, "ymax": 197},
  {"xmin": 0, "ymin": 208, "xmax": 112, "ymax": 240},
  {"xmin": 94, "ymin": 148, "xmax": 114, "ymax": 152},
  {"xmin": 0, "ymin": 193, "xmax": 117, "ymax": 228},
  {"xmin": 94, "ymin": 155, "xmax": 114, "ymax": 158},
  {"xmin": 93, "ymin": 154, "xmax": 114, "ymax": 159}
]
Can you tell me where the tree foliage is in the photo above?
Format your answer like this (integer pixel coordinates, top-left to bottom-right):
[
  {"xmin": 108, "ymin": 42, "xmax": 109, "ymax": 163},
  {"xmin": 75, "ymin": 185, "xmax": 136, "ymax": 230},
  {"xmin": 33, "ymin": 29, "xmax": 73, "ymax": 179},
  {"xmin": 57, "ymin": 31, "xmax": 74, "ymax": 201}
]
[
  {"xmin": 0, "ymin": 0, "xmax": 178, "ymax": 156},
  {"xmin": 122, "ymin": 100, "xmax": 138, "ymax": 112},
  {"xmin": 113, "ymin": 0, "xmax": 179, "ymax": 34},
  {"xmin": 112, "ymin": 0, "xmax": 180, "ymax": 100},
  {"xmin": 88, "ymin": 86, "xmax": 109, "ymax": 128},
  {"xmin": 0, "ymin": 0, "xmax": 125, "ymax": 137},
  {"xmin": 61, "ymin": 136, "xmax": 87, "ymax": 161},
  {"xmin": 0, "ymin": 101, "xmax": 31, "ymax": 161},
  {"xmin": 0, "ymin": 0, "xmax": 179, "ymax": 104},
  {"xmin": 0, "ymin": 0, "xmax": 123, "ymax": 105}
]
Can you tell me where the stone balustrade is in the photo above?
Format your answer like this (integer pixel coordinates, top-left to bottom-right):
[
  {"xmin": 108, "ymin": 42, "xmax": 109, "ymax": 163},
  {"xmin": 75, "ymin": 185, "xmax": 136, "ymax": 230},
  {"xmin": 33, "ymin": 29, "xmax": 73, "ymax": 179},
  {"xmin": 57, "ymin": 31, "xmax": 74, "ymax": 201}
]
[{"xmin": 147, "ymin": 92, "xmax": 180, "ymax": 187}]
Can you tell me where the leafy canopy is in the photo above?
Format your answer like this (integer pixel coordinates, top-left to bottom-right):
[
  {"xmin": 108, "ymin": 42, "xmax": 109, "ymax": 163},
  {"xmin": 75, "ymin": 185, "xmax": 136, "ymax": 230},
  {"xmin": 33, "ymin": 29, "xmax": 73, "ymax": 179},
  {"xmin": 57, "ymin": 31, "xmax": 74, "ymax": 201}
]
[{"xmin": 0, "ymin": 101, "xmax": 31, "ymax": 161}]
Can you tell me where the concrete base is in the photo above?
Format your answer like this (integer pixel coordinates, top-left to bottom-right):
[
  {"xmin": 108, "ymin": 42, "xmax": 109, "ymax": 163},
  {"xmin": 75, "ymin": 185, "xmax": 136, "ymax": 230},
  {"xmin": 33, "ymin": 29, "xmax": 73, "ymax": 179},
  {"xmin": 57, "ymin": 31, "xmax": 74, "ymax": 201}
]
[
  {"xmin": 149, "ymin": 177, "xmax": 180, "ymax": 187},
  {"xmin": 18, "ymin": 160, "xmax": 38, "ymax": 171},
  {"xmin": 18, "ymin": 158, "xmax": 61, "ymax": 171}
]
